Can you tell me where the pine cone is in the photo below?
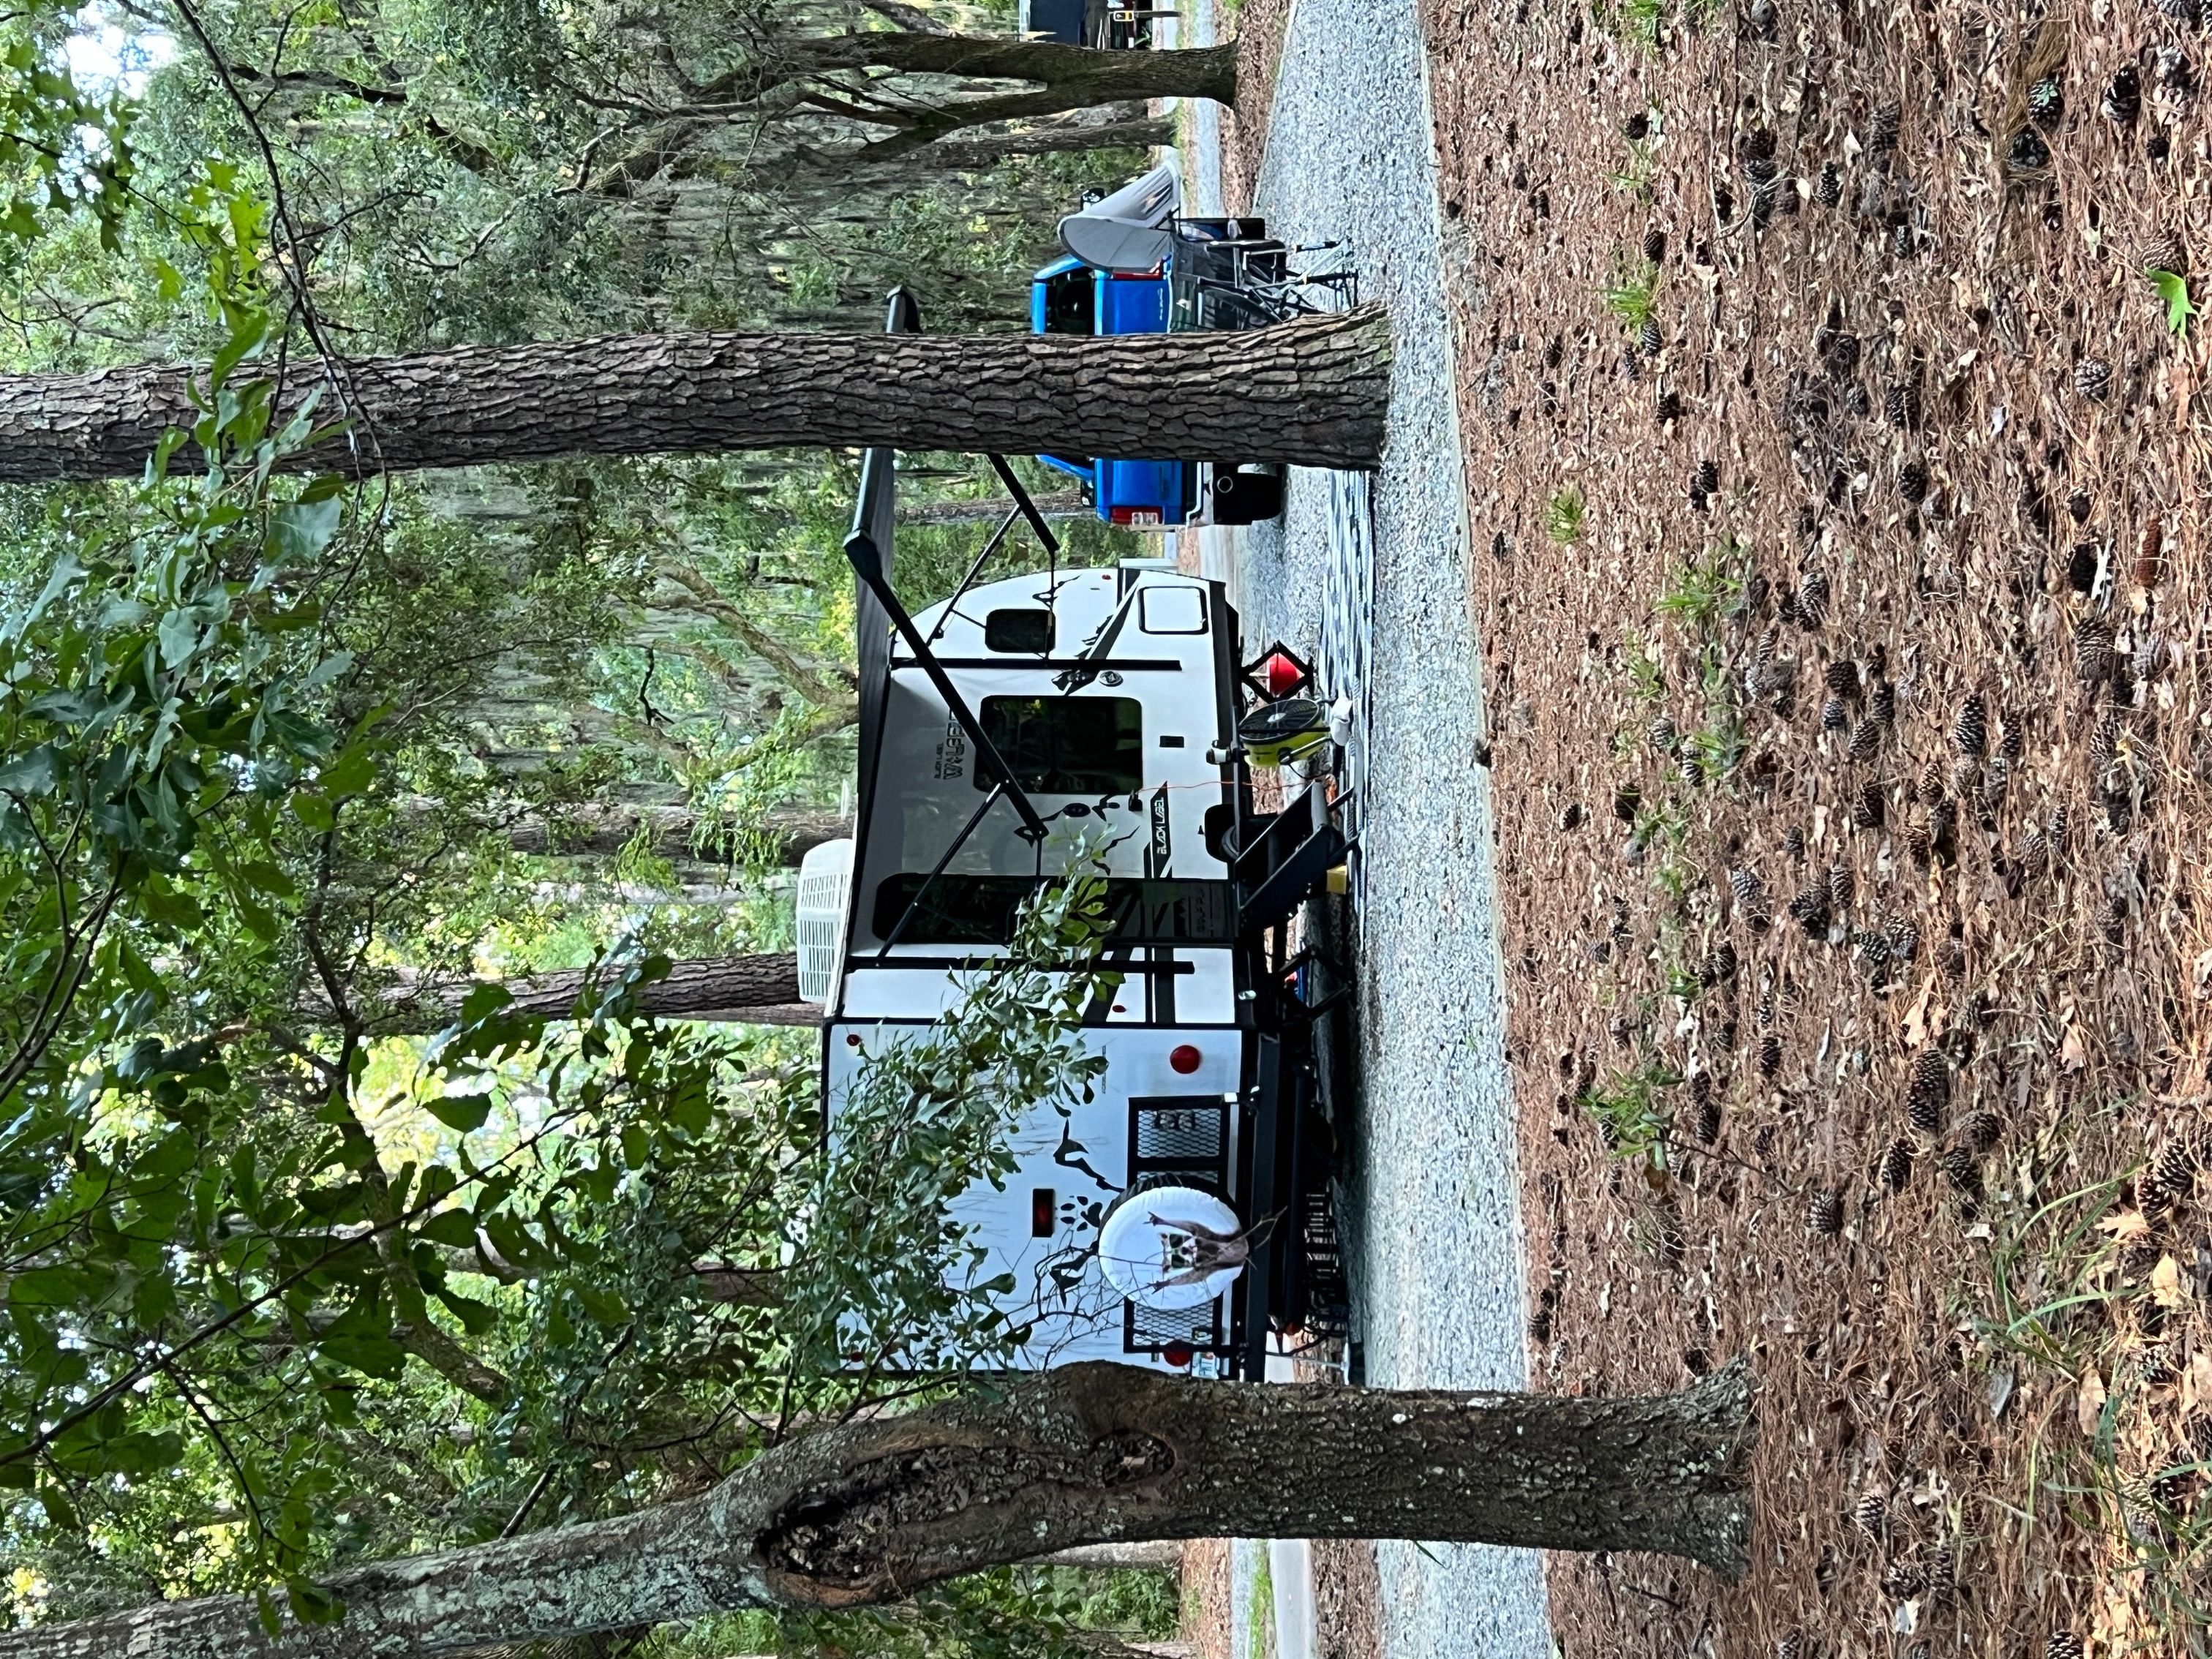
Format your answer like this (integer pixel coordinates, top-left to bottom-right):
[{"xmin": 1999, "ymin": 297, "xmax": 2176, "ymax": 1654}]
[
  {"xmin": 1848, "ymin": 718, "xmax": 1884, "ymax": 764},
  {"xmin": 1825, "ymin": 658, "xmax": 1860, "ymax": 699},
  {"xmin": 1870, "ymin": 103, "xmax": 1901, "ymax": 154},
  {"xmin": 1788, "ymin": 881, "xmax": 1832, "ymax": 935},
  {"xmin": 1923, "ymin": 1545, "xmax": 1956, "ymax": 1587},
  {"xmin": 2075, "ymin": 356, "xmax": 2113, "ymax": 402},
  {"xmin": 1822, "ymin": 693, "xmax": 1849, "ymax": 731},
  {"xmin": 2047, "ymin": 1635, "xmax": 2083, "ymax": 1659},
  {"xmin": 1757, "ymin": 988, "xmax": 1777, "ymax": 1030},
  {"xmin": 1828, "ymin": 862, "xmax": 1856, "ymax": 910},
  {"xmin": 1759, "ymin": 1033, "xmax": 1783, "ymax": 1079},
  {"xmin": 1886, "ymin": 914, "xmax": 1920, "ymax": 966},
  {"xmin": 1699, "ymin": 942, "xmax": 1739, "ymax": 986},
  {"xmin": 1656, "ymin": 388, "xmax": 1684, "ymax": 421},
  {"xmin": 1953, "ymin": 693, "xmax": 1987, "ymax": 757},
  {"xmin": 1851, "ymin": 778, "xmax": 1884, "ymax": 827},
  {"xmin": 1929, "ymin": 798, "xmax": 1958, "ymax": 862},
  {"xmin": 1693, "ymin": 458, "xmax": 1719, "ymax": 495},
  {"xmin": 2140, "ymin": 230, "xmax": 2186, "ymax": 279},
  {"xmin": 1854, "ymin": 1491, "xmax": 1889, "ymax": 1534},
  {"xmin": 2018, "ymin": 827, "xmax": 2050, "ymax": 879},
  {"xmin": 1729, "ymin": 867, "xmax": 1772, "ymax": 928},
  {"xmin": 2154, "ymin": 1140, "xmax": 2199, "ymax": 1200},
  {"xmin": 1641, "ymin": 317, "xmax": 1664, "ymax": 358},
  {"xmin": 1796, "ymin": 570, "xmax": 1830, "ymax": 629},
  {"xmin": 1940, "ymin": 1144, "xmax": 1982, "ymax": 1196},
  {"xmin": 1907, "ymin": 1049, "xmax": 1950, "ymax": 1134},
  {"xmin": 1810, "ymin": 1189, "xmax": 1845, "ymax": 1235},
  {"xmin": 1884, "ymin": 379, "xmax": 1921, "ymax": 429},
  {"xmin": 2096, "ymin": 897, "xmax": 2126, "ymax": 943},
  {"xmin": 1690, "ymin": 1077, "xmax": 1722, "ymax": 1143},
  {"xmin": 1998, "ymin": 707, "xmax": 2024, "ymax": 763},
  {"xmin": 1816, "ymin": 161, "xmax": 1842, "ymax": 207},
  {"xmin": 1906, "ymin": 824, "xmax": 1933, "ymax": 867},
  {"xmin": 1878, "ymin": 1136, "xmax": 1915, "ymax": 1192},
  {"xmin": 2074, "ymin": 616, "xmax": 2115, "ymax": 685},
  {"xmin": 2103, "ymin": 65, "xmax": 2142, "ymax": 124},
  {"xmin": 1824, "ymin": 331, "xmax": 1862, "ymax": 376},
  {"xmin": 1783, "ymin": 824, "xmax": 1807, "ymax": 858},
  {"xmin": 2067, "ymin": 486, "xmax": 2093, "ymax": 524},
  {"xmin": 1899, "ymin": 456, "xmax": 1930, "ymax": 503},
  {"xmin": 1881, "ymin": 1560, "xmax": 1927, "ymax": 1598},
  {"xmin": 1644, "ymin": 225, "xmax": 1668, "ymax": 263},
  {"xmin": 1649, "ymin": 713, "xmax": 1680, "ymax": 752},
  {"xmin": 1871, "ymin": 680, "xmax": 1896, "ymax": 727},
  {"xmin": 2027, "ymin": 76, "xmax": 2065, "ymax": 129},
  {"xmin": 1778, "ymin": 1633, "xmax": 1802, "ymax": 1659}
]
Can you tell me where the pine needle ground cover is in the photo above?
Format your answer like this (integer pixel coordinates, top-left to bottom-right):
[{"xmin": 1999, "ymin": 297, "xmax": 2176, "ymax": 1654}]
[{"xmin": 1423, "ymin": 1, "xmax": 2212, "ymax": 1652}]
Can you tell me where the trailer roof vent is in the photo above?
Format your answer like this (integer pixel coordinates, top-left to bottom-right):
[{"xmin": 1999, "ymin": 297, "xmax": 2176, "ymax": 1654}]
[{"xmin": 796, "ymin": 838, "xmax": 855, "ymax": 1006}]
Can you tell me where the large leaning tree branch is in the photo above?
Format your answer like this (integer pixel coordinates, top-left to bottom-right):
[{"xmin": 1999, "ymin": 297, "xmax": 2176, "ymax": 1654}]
[
  {"xmin": 2, "ymin": 1359, "xmax": 1756, "ymax": 1658},
  {"xmin": 0, "ymin": 306, "xmax": 1391, "ymax": 480}
]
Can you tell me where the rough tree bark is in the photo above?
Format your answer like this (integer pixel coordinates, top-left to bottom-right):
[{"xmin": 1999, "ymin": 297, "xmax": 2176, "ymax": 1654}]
[
  {"xmin": 0, "ymin": 306, "xmax": 1391, "ymax": 480},
  {"xmin": 2, "ymin": 1360, "xmax": 1754, "ymax": 1659},
  {"xmin": 500, "ymin": 804, "xmax": 846, "ymax": 865},
  {"xmin": 372, "ymin": 952, "xmax": 810, "ymax": 1034}
]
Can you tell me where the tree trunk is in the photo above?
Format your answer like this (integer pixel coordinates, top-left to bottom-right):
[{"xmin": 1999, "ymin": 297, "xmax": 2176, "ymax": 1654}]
[
  {"xmin": 1033, "ymin": 1540, "xmax": 1183, "ymax": 1570},
  {"xmin": 917, "ymin": 116, "xmax": 1175, "ymax": 168},
  {"xmin": 782, "ymin": 37, "xmax": 1238, "ymax": 159},
  {"xmin": 373, "ymin": 953, "xmax": 806, "ymax": 1033},
  {"xmin": 800, "ymin": 34, "xmax": 1238, "ymax": 108},
  {"xmin": 0, "ymin": 306, "xmax": 1391, "ymax": 480},
  {"xmin": 4, "ymin": 1361, "xmax": 1753, "ymax": 1658},
  {"xmin": 498, "ymin": 804, "xmax": 846, "ymax": 865}
]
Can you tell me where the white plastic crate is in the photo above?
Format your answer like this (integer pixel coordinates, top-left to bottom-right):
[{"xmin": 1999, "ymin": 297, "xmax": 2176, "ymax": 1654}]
[{"xmin": 794, "ymin": 838, "xmax": 855, "ymax": 1006}]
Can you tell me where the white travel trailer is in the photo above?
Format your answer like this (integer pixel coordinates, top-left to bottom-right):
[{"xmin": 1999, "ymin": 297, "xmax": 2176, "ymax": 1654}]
[{"xmin": 809, "ymin": 296, "xmax": 1352, "ymax": 1381}]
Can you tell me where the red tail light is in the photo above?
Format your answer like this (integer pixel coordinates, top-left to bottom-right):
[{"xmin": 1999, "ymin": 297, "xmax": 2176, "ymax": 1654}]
[
  {"xmin": 1031, "ymin": 1189, "xmax": 1056, "ymax": 1238},
  {"xmin": 1109, "ymin": 505, "xmax": 1163, "ymax": 527}
]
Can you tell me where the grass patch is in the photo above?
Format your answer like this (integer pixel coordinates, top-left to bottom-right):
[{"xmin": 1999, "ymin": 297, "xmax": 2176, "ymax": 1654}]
[
  {"xmin": 1600, "ymin": 257, "xmax": 1660, "ymax": 330},
  {"xmin": 1545, "ymin": 484, "xmax": 1587, "ymax": 545},
  {"xmin": 1578, "ymin": 1058, "xmax": 1680, "ymax": 1163}
]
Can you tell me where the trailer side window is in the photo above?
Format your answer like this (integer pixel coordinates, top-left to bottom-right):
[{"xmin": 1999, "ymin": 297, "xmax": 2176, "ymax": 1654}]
[
  {"xmin": 979, "ymin": 695, "xmax": 1142, "ymax": 796},
  {"xmin": 984, "ymin": 608, "xmax": 1053, "ymax": 654},
  {"xmin": 1037, "ymin": 268, "xmax": 1094, "ymax": 335}
]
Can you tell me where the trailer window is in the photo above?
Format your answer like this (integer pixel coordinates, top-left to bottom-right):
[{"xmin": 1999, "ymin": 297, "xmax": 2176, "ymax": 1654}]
[
  {"xmin": 1037, "ymin": 268, "xmax": 1094, "ymax": 335},
  {"xmin": 980, "ymin": 695, "xmax": 1142, "ymax": 795},
  {"xmin": 984, "ymin": 607, "xmax": 1053, "ymax": 654}
]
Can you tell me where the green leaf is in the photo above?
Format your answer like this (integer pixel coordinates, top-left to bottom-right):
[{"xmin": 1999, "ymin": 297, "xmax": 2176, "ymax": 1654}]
[
  {"xmin": 415, "ymin": 1208, "xmax": 480, "ymax": 1249},
  {"xmin": 291, "ymin": 792, "xmax": 335, "ymax": 832},
  {"xmin": 267, "ymin": 494, "xmax": 343, "ymax": 563},
  {"xmin": 424, "ymin": 1091, "xmax": 493, "ymax": 1135},
  {"xmin": 2153, "ymin": 269, "xmax": 2196, "ymax": 335},
  {"xmin": 317, "ymin": 747, "xmax": 375, "ymax": 800},
  {"xmin": 571, "ymin": 1283, "xmax": 631, "ymax": 1327},
  {"xmin": 432, "ymin": 1284, "xmax": 500, "ymax": 1335}
]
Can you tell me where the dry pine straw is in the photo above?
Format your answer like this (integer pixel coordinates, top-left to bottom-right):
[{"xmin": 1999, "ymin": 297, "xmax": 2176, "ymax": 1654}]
[{"xmin": 1418, "ymin": 0, "xmax": 2212, "ymax": 1653}]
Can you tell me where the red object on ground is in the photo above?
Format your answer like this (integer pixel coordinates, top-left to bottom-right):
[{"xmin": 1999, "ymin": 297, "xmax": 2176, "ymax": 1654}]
[{"xmin": 1169, "ymin": 1044, "xmax": 1203, "ymax": 1074}]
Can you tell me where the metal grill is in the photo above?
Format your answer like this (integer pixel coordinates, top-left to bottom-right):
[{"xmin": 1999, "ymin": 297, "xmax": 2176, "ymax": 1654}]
[
  {"xmin": 1123, "ymin": 1295, "xmax": 1225, "ymax": 1357},
  {"xmin": 1128, "ymin": 1096, "xmax": 1232, "ymax": 1189}
]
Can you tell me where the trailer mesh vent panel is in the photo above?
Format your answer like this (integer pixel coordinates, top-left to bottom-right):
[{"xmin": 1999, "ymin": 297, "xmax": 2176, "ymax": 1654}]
[
  {"xmin": 1123, "ymin": 1296, "xmax": 1225, "ymax": 1358},
  {"xmin": 1129, "ymin": 1096, "xmax": 1232, "ymax": 1190}
]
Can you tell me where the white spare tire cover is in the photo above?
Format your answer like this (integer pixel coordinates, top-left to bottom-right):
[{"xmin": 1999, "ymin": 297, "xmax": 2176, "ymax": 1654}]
[{"xmin": 1097, "ymin": 1185, "xmax": 1245, "ymax": 1310}]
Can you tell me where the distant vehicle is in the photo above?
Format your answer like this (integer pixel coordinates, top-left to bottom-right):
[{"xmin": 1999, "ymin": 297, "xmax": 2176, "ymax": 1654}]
[
  {"xmin": 803, "ymin": 291, "xmax": 1355, "ymax": 1380},
  {"xmin": 1018, "ymin": 0, "xmax": 1177, "ymax": 48},
  {"xmin": 1028, "ymin": 163, "xmax": 1325, "ymax": 529}
]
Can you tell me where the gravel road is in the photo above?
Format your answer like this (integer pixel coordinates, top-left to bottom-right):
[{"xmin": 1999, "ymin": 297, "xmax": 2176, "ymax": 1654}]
[{"xmin": 1227, "ymin": 0, "xmax": 1553, "ymax": 1652}]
